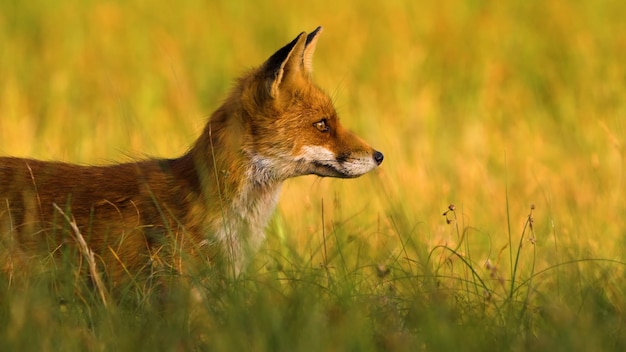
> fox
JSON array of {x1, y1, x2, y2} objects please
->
[{"x1": 0, "y1": 26, "x2": 383, "y2": 289}]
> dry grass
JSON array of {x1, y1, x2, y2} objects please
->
[{"x1": 1, "y1": 0, "x2": 626, "y2": 350}]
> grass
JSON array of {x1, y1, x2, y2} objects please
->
[{"x1": 1, "y1": 0, "x2": 626, "y2": 350}]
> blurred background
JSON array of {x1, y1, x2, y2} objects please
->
[{"x1": 1, "y1": 0, "x2": 624, "y2": 267}]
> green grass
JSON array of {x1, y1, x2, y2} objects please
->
[{"x1": 1, "y1": 0, "x2": 626, "y2": 350}]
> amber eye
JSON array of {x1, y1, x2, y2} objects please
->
[{"x1": 314, "y1": 119, "x2": 329, "y2": 132}]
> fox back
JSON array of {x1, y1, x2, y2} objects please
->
[{"x1": 0, "y1": 27, "x2": 383, "y2": 288}]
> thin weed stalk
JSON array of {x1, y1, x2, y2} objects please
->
[
  {"x1": 504, "y1": 158, "x2": 514, "y2": 299},
  {"x1": 510, "y1": 205, "x2": 537, "y2": 304},
  {"x1": 52, "y1": 203, "x2": 109, "y2": 308}
]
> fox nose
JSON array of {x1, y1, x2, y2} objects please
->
[{"x1": 373, "y1": 150, "x2": 384, "y2": 165}]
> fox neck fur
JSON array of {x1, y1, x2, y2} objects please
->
[
  {"x1": 183, "y1": 27, "x2": 331, "y2": 272},
  {"x1": 182, "y1": 32, "x2": 319, "y2": 271}
]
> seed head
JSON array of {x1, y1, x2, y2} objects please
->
[{"x1": 376, "y1": 264, "x2": 390, "y2": 278}]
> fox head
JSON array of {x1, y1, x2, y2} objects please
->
[{"x1": 237, "y1": 26, "x2": 383, "y2": 181}]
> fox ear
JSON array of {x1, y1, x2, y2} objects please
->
[
  {"x1": 303, "y1": 26, "x2": 323, "y2": 74},
  {"x1": 263, "y1": 27, "x2": 324, "y2": 99},
  {"x1": 264, "y1": 32, "x2": 307, "y2": 99}
]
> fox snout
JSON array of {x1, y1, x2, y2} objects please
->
[
  {"x1": 336, "y1": 148, "x2": 384, "y2": 178},
  {"x1": 298, "y1": 145, "x2": 383, "y2": 179}
]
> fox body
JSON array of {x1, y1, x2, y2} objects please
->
[{"x1": 0, "y1": 27, "x2": 383, "y2": 287}]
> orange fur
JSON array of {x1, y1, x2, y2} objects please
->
[{"x1": 0, "y1": 27, "x2": 383, "y2": 288}]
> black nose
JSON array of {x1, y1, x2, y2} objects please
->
[{"x1": 373, "y1": 151, "x2": 384, "y2": 165}]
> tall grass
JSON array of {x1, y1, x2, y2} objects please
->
[{"x1": 1, "y1": 0, "x2": 626, "y2": 350}]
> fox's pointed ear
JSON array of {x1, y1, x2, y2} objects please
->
[
  {"x1": 263, "y1": 31, "x2": 308, "y2": 99},
  {"x1": 303, "y1": 26, "x2": 322, "y2": 74}
]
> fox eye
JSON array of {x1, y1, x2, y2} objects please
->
[{"x1": 314, "y1": 119, "x2": 329, "y2": 132}]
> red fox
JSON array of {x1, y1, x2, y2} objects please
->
[{"x1": 0, "y1": 27, "x2": 383, "y2": 288}]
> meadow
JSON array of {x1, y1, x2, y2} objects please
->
[{"x1": 1, "y1": 0, "x2": 625, "y2": 350}]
